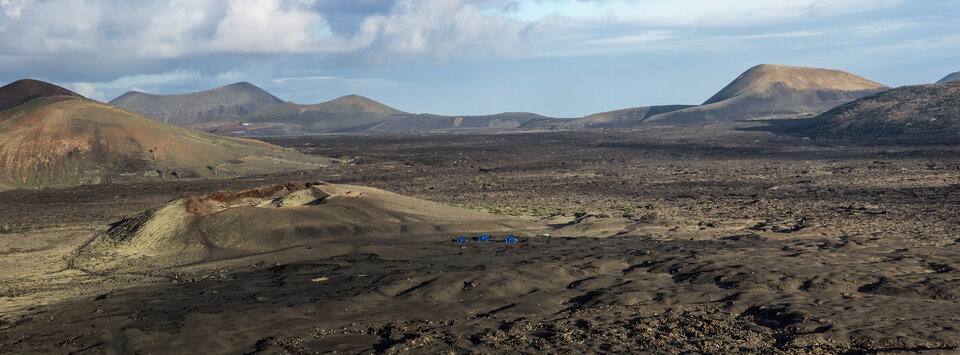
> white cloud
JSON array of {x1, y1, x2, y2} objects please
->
[
  {"x1": 864, "y1": 33, "x2": 960, "y2": 52},
  {"x1": 66, "y1": 82, "x2": 105, "y2": 101},
  {"x1": 53, "y1": 70, "x2": 205, "y2": 99},
  {"x1": 0, "y1": 0, "x2": 30, "y2": 20},
  {"x1": 807, "y1": 0, "x2": 904, "y2": 15},
  {"x1": 372, "y1": 0, "x2": 531, "y2": 59},
  {"x1": 136, "y1": 0, "x2": 217, "y2": 58},
  {"x1": 208, "y1": 0, "x2": 324, "y2": 53},
  {"x1": 270, "y1": 75, "x2": 398, "y2": 87},
  {"x1": 0, "y1": 0, "x2": 545, "y2": 61},
  {"x1": 271, "y1": 76, "x2": 337, "y2": 84},
  {"x1": 718, "y1": 31, "x2": 827, "y2": 40},
  {"x1": 584, "y1": 31, "x2": 673, "y2": 45},
  {"x1": 98, "y1": 70, "x2": 204, "y2": 90},
  {"x1": 0, "y1": 0, "x2": 925, "y2": 73},
  {"x1": 61, "y1": 70, "x2": 235, "y2": 101},
  {"x1": 505, "y1": 0, "x2": 905, "y2": 26},
  {"x1": 851, "y1": 22, "x2": 913, "y2": 35}
]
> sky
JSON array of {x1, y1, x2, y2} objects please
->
[{"x1": 0, "y1": 0, "x2": 957, "y2": 117}]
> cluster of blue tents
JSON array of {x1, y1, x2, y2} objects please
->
[{"x1": 454, "y1": 235, "x2": 517, "y2": 243}]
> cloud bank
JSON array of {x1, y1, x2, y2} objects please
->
[
  {"x1": 0, "y1": 0, "x2": 908, "y2": 62},
  {"x1": 2, "y1": 0, "x2": 950, "y2": 115}
]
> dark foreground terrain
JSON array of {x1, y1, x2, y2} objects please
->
[{"x1": 3, "y1": 122, "x2": 960, "y2": 353}]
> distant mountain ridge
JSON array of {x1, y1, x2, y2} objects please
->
[
  {"x1": 216, "y1": 94, "x2": 410, "y2": 135},
  {"x1": 104, "y1": 64, "x2": 891, "y2": 134},
  {"x1": 197, "y1": 94, "x2": 549, "y2": 136},
  {"x1": 938, "y1": 71, "x2": 960, "y2": 83},
  {"x1": 109, "y1": 82, "x2": 284, "y2": 126},
  {"x1": 642, "y1": 64, "x2": 889, "y2": 124},
  {"x1": 552, "y1": 105, "x2": 693, "y2": 130}
]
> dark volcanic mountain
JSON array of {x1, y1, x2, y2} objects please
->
[
  {"x1": 230, "y1": 94, "x2": 409, "y2": 135},
  {"x1": 937, "y1": 71, "x2": 960, "y2": 83},
  {"x1": 0, "y1": 80, "x2": 324, "y2": 191},
  {"x1": 642, "y1": 64, "x2": 889, "y2": 124},
  {"x1": 109, "y1": 82, "x2": 283, "y2": 126},
  {"x1": 553, "y1": 105, "x2": 693, "y2": 129},
  {"x1": 790, "y1": 80, "x2": 960, "y2": 142},
  {"x1": 204, "y1": 95, "x2": 548, "y2": 136},
  {"x1": 0, "y1": 79, "x2": 81, "y2": 112}
]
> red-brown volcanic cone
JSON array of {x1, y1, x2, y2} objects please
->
[{"x1": 0, "y1": 79, "x2": 81, "y2": 112}]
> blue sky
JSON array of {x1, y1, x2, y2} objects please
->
[{"x1": 0, "y1": 0, "x2": 957, "y2": 117}]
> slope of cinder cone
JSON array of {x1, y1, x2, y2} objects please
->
[
  {"x1": 790, "y1": 80, "x2": 960, "y2": 142},
  {"x1": 644, "y1": 64, "x2": 890, "y2": 124},
  {"x1": 74, "y1": 182, "x2": 544, "y2": 271},
  {"x1": 0, "y1": 79, "x2": 81, "y2": 112},
  {"x1": 109, "y1": 82, "x2": 284, "y2": 125},
  {"x1": 0, "y1": 84, "x2": 327, "y2": 191}
]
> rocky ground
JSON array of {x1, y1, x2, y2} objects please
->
[{"x1": 2, "y1": 122, "x2": 960, "y2": 353}]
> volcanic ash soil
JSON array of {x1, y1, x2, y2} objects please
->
[{"x1": 3, "y1": 126, "x2": 960, "y2": 353}]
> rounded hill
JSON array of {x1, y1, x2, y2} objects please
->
[
  {"x1": 109, "y1": 82, "x2": 284, "y2": 126},
  {"x1": 702, "y1": 64, "x2": 888, "y2": 105},
  {"x1": 0, "y1": 81, "x2": 326, "y2": 191},
  {"x1": 0, "y1": 79, "x2": 81, "y2": 112},
  {"x1": 74, "y1": 182, "x2": 542, "y2": 270},
  {"x1": 233, "y1": 94, "x2": 410, "y2": 134},
  {"x1": 643, "y1": 64, "x2": 889, "y2": 124}
]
